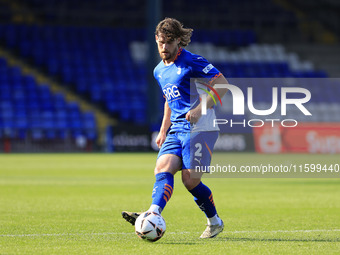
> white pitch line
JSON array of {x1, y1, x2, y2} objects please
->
[{"x1": 1, "y1": 229, "x2": 339, "y2": 238}]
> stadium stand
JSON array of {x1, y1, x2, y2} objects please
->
[
  {"x1": 0, "y1": 56, "x2": 97, "y2": 151},
  {"x1": 18, "y1": 0, "x2": 298, "y2": 34},
  {"x1": 0, "y1": 23, "x2": 328, "y2": 124},
  {"x1": 0, "y1": 24, "x2": 148, "y2": 124},
  {"x1": 286, "y1": 0, "x2": 340, "y2": 38},
  {"x1": 0, "y1": 0, "x2": 338, "y2": 152}
]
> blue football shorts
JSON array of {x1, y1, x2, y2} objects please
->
[{"x1": 157, "y1": 131, "x2": 219, "y2": 170}]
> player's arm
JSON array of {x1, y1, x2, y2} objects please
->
[
  {"x1": 205, "y1": 74, "x2": 229, "y2": 110},
  {"x1": 186, "y1": 74, "x2": 229, "y2": 123},
  {"x1": 156, "y1": 101, "x2": 171, "y2": 148}
]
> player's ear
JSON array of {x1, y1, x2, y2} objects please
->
[{"x1": 155, "y1": 35, "x2": 158, "y2": 42}]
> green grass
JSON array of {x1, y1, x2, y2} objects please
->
[{"x1": 0, "y1": 153, "x2": 339, "y2": 254}]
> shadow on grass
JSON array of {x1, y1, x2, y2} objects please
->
[
  {"x1": 160, "y1": 236, "x2": 339, "y2": 245},
  {"x1": 214, "y1": 236, "x2": 340, "y2": 243},
  {"x1": 159, "y1": 241, "x2": 199, "y2": 245}
]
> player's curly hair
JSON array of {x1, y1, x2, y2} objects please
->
[{"x1": 155, "y1": 18, "x2": 193, "y2": 47}]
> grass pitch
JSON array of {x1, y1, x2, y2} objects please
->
[{"x1": 0, "y1": 153, "x2": 339, "y2": 254}]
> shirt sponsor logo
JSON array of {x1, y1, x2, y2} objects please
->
[{"x1": 163, "y1": 84, "x2": 181, "y2": 101}]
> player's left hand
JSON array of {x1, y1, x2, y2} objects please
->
[{"x1": 185, "y1": 106, "x2": 202, "y2": 124}]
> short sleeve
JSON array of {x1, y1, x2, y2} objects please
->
[{"x1": 190, "y1": 54, "x2": 221, "y2": 79}]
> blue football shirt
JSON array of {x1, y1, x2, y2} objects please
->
[{"x1": 154, "y1": 48, "x2": 221, "y2": 132}]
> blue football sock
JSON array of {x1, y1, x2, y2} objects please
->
[
  {"x1": 151, "y1": 172, "x2": 174, "y2": 212},
  {"x1": 189, "y1": 182, "x2": 217, "y2": 218}
]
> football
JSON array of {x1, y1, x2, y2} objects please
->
[{"x1": 135, "y1": 211, "x2": 166, "y2": 242}]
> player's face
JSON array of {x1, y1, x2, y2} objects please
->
[{"x1": 156, "y1": 34, "x2": 180, "y2": 63}]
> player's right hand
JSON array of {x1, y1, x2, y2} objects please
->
[{"x1": 156, "y1": 132, "x2": 167, "y2": 148}]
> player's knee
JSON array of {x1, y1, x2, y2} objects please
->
[
  {"x1": 182, "y1": 176, "x2": 200, "y2": 191},
  {"x1": 154, "y1": 167, "x2": 175, "y2": 176},
  {"x1": 154, "y1": 167, "x2": 162, "y2": 175}
]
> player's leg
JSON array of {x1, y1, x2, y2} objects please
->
[
  {"x1": 181, "y1": 131, "x2": 223, "y2": 238},
  {"x1": 148, "y1": 153, "x2": 181, "y2": 214},
  {"x1": 182, "y1": 170, "x2": 219, "y2": 221},
  {"x1": 182, "y1": 169, "x2": 223, "y2": 238},
  {"x1": 122, "y1": 133, "x2": 182, "y2": 225},
  {"x1": 122, "y1": 154, "x2": 181, "y2": 224}
]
